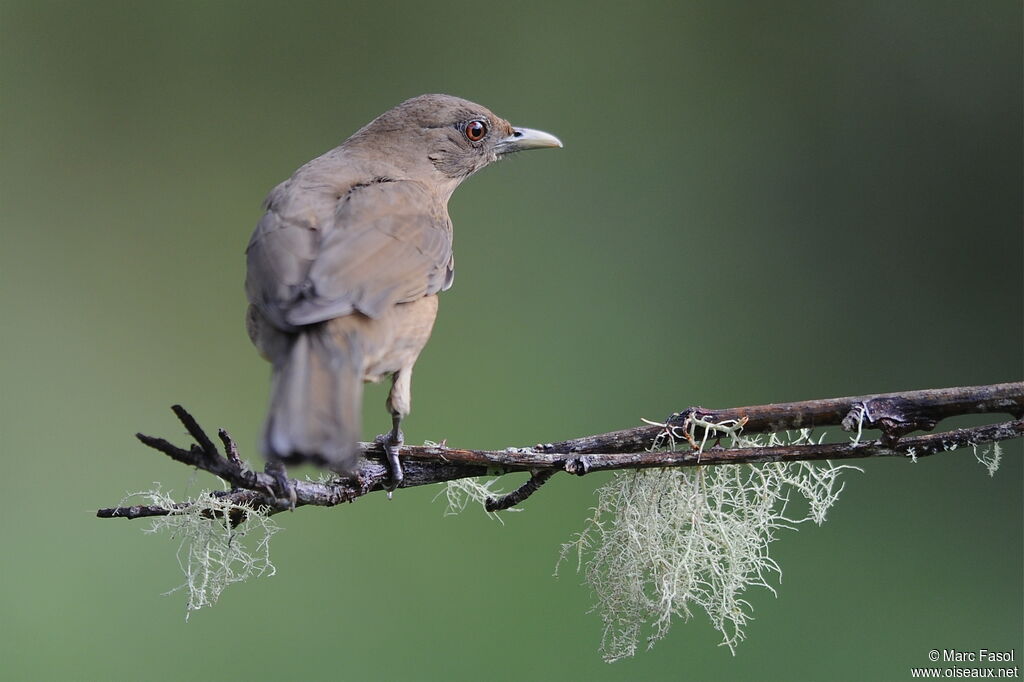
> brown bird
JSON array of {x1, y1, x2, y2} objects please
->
[{"x1": 245, "y1": 94, "x2": 561, "y2": 491}]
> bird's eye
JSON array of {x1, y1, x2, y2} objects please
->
[{"x1": 464, "y1": 120, "x2": 487, "y2": 142}]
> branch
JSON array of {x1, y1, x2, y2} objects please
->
[
  {"x1": 485, "y1": 470, "x2": 557, "y2": 512},
  {"x1": 563, "y1": 419, "x2": 1024, "y2": 473},
  {"x1": 97, "y1": 382, "x2": 1023, "y2": 520},
  {"x1": 539, "y1": 382, "x2": 1024, "y2": 454}
]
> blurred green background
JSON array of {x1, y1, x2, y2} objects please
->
[{"x1": 1, "y1": 1, "x2": 1020, "y2": 680}]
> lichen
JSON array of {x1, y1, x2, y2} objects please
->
[
  {"x1": 437, "y1": 476, "x2": 519, "y2": 522},
  {"x1": 124, "y1": 486, "x2": 280, "y2": 617},
  {"x1": 972, "y1": 441, "x2": 1002, "y2": 477},
  {"x1": 558, "y1": 429, "x2": 860, "y2": 662}
]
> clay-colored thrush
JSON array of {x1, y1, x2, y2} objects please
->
[{"x1": 245, "y1": 94, "x2": 561, "y2": 488}]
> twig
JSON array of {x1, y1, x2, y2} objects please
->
[
  {"x1": 97, "y1": 502, "x2": 192, "y2": 520},
  {"x1": 219, "y1": 428, "x2": 241, "y2": 467},
  {"x1": 563, "y1": 419, "x2": 1024, "y2": 473},
  {"x1": 485, "y1": 469, "x2": 557, "y2": 512},
  {"x1": 538, "y1": 382, "x2": 1024, "y2": 455},
  {"x1": 97, "y1": 489, "x2": 263, "y2": 523},
  {"x1": 172, "y1": 403, "x2": 220, "y2": 463},
  {"x1": 97, "y1": 382, "x2": 1023, "y2": 521}
]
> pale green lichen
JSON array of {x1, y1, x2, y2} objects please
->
[
  {"x1": 848, "y1": 404, "x2": 868, "y2": 446},
  {"x1": 430, "y1": 435, "x2": 519, "y2": 522},
  {"x1": 125, "y1": 486, "x2": 280, "y2": 617},
  {"x1": 558, "y1": 428, "x2": 860, "y2": 663},
  {"x1": 437, "y1": 476, "x2": 519, "y2": 522},
  {"x1": 972, "y1": 442, "x2": 1002, "y2": 477},
  {"x1": 642, "y1": 414, "x2": 749, "y2": 455}
]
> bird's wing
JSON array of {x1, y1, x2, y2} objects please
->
[
  {"x1": 247, "y1": 179, "x2": 453, "y2": 329},
  {"x1": 245, "y1": 179, "x2": 321, "y2": 331}
]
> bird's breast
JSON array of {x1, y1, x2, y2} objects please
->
[{"x1": 324, "y1": 294, "x2": 440, "y2": 383}]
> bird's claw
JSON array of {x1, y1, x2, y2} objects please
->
[
  {"x1": 374, "y1": 428, "x2": 404, "y2": 496},
  {"x1": 264, "y1": 460, "x2": 297, "y2": 510}
]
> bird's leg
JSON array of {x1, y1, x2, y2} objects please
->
[
  {"x1": 375, "y1": 415, "x2": 404, "y2": 497},
  {"x1": 264, "y1": 459, "x2": 297, "y2": 510},
  {"x1": 376, "y1": 368, "x2": 413, "y2": 497}
]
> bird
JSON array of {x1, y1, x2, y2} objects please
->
[{"x1": 244, "y1": 94, "x2": 562, "y2": 493}]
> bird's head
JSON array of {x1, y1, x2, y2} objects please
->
[{"x1": 346, "y1": 94, "x2": 562, "y2": 187}]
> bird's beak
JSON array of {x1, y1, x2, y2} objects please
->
[{"x1": 495, "y1": 127, "x2": 563, "y2": 155}]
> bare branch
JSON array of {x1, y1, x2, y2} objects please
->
[
  {"x1": 97, "y1": 489, "x2": 264, "y2": 523},
  {"x1": 97, "y1": 382, "x2": 1023, "y2": 520},
  {"x1": 539, "y1": 382, "x2": 1024, "y2": 455},
  {"x1": 563, "y1": 419, "x2": 1024, "y2": 474},
  {"x1": 485, "y1": 469, "x2": 557, "y2": 512}
]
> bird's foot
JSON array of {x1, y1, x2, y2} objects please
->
[
  {"x1": 374, "y1": 428, "x2": 405, "y2": 498},
  {"x1": 264, "y1": 459, "x2": 297, "y2": 510}
]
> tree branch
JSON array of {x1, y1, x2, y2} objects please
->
[{"x1": 97, "y1": 382, "x2": 1023, "y2": 520}]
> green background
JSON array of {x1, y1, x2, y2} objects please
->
[{"x1": 1, "y1": 1, "x2": 1020, "y2": 680}]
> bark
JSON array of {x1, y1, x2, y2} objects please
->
[{"x1": 96, "y1": 382, "x2": 1023, "y2": 519}]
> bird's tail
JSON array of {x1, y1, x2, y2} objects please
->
[{"x1": 262, "y1": 324, "x2": 362, "y2": 472}]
